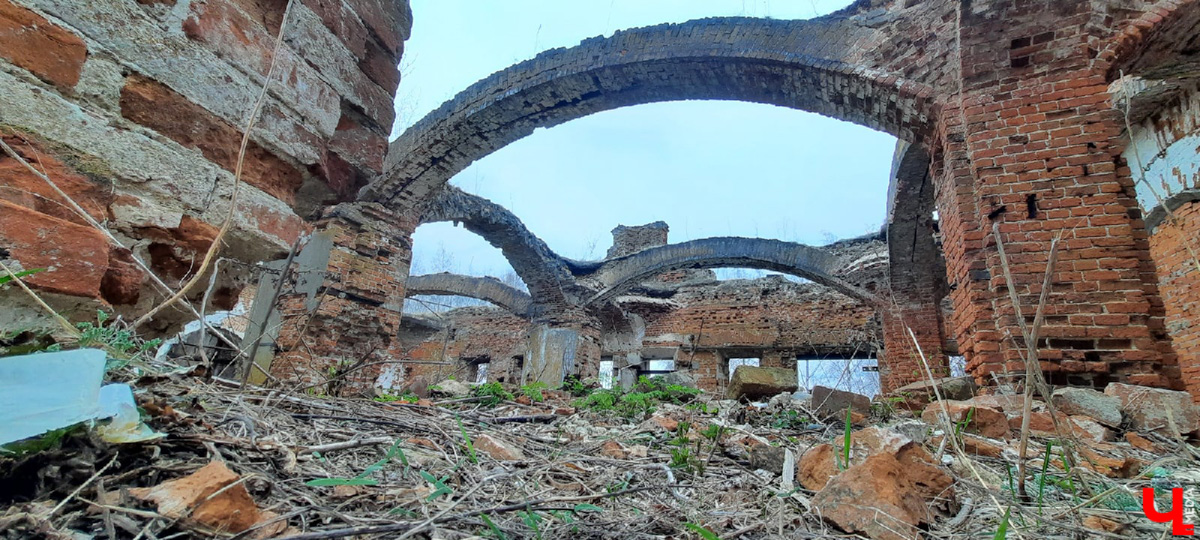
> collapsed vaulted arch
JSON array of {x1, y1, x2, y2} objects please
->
[
  {"x1": 886, "y1": 142, "x2": 945, "y2": 300},
  {"x1": 365, "y1": 15, "x2": 937, "y2": 207},
  {"x1": 572, "y1": 237, "x2": 883, "y2": 306},
  {"x1": 405, "y1": 273, "x2": 534, "y2": 317},
  {"x1": 420, "y1": 187, "x2": 575, "y2": 311}
]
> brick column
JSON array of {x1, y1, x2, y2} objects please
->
[
  {"x1": 937, "y1": 1, "x2": 1175, "y2": 388},
  {"x1": 881, "y1": 302, "x2": 949, "y2": 392},
  {"x1": 250, "y1": 203, "x2": 415, "y2": 396}
]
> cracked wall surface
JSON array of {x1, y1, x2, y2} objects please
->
[{"x1": 0, "y1": 0, "x2": 412, "y2": 335}]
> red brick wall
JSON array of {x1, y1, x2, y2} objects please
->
[
  {"x1": 1152, "y1": 203, "x2": 1200, "y2": 397},
  {"x1": 400, "y1": 308, "x2": 530, "y2": 384},
  {"x1": 638, "y1": 279, "x2": 879, "y2": 394},
  {"x1": 933, "y1": 1, "x2": 1177, "y2": 389},
  {"x1": 0, "y1": 0, "x2": 410, "y2": 334}
]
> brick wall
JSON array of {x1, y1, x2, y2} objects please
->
[
  {"x1": 931, "y1": 1, "x2": 1178, "y2": 389},
  {"x1": 1152, "y1": 202, "x2": 1200, "y2": 398},
  {"x1": 0, "y1": 0, "x2": 410, "y2": 334},
  {"x1": 637, "y1": 277, "x2": 879, "y2": 394},
  {"x1": 608, "y1": 222, "x2": 669, "y2": 258},
  {"x1": 399, "y1": 307, "x2": 530, "y2": 384}
]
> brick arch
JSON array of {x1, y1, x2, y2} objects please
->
[
  {"x1": 574, "y1": 237, "x2": 883, "y2": 306},
  {"x1": 364, "y1": 16, "x2": 937, "y2": 207},
  {"x1": 419, "y1": 186, "x2": 576, "y2": 311},
  {"x1": 405, "y1": 273, "x2": 534, "y2": 317},
  {"x1": 1100, "y1": 0, "x2": 1200, "y2": 81}
]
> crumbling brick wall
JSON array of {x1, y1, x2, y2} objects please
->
[
  {"x1": 0, "y1": 0, "x2": 411, "y2": 334},
  {"x1": 636, "y1": 277, "x2": 879, "y2": 394},
  {"x1": 399, "y1": 307, "x2": 530, "y2": 384},
  {"x1": 1130, "y1": 81, "x2": 1200, "y2": 398}
]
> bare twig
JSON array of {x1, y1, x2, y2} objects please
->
[
  {"x1": 993, "y1": 223, "x2": 1061, "y2": 499},
  {"x1": 134, "y1": 0, "x2": 298, "y2": 328}
]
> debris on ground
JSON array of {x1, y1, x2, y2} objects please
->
[{"x1": 3, "y1": 359, "x2": 1200, "y2": 539}]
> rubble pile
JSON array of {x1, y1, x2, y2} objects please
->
[{"x1": 2, "y1": 365, "x2": 1200, "y2": 539}]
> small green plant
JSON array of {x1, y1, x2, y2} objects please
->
[
  {"x1": 684, "y1": 522, "x2": 721, "y2": 540},
  {"x1": 870, "y1": 395, "x2": 905, "y2": 421},
  {"x1": 420, "y1": 470, "x2": 454, "y2": 501},
  {"x1": 700, "y1": 423, "x2": 725, "y2": 441},
  {"x1": 473, "y1": 381, "x2": 514, "y2": 406},
  {"x1": 305, "y1": 438, "x2": 409, "y2": 486},
  {"x1": 520, "y1": 510, "x2": 544, "y2": 540},
  {"x1": 993, "y1": 507, "x2": 1011, "y2": 539},
  {"x1": 458, "y1": 415, "x2": 477, "y2": 464},
  {"x1": 836, "y1": 406, "x2": 852, "y2": 471},
  {"x1": 953, "y1": 406, "x2": 976, "y2": 442},
  {"x1": 75, "y1": 310, "x2": 162, "y2": 372},
  {"x1": 0, "y1": 267, "x2": 43, "y2": 287},
  {"x1": 480, "y1": 514, "x2": 508, "y2": 539},
  {"x1": 769, "y1": 409, "x2": 811, "y2": 429},
  {"x1": 374, "y1": 390, "x2": 419, "y2": 403},
  {"x1": 1036, "y1": 440, "x2": 1053, "y2": 513},
  {"x1": 521, "y1": 381, "x2": 548, "y2": 403},
  {"x1": 574, "y1": 376, "x2": 701, "y2": 419},
  {"x1": 561, "y1": 375, "x2": 591, "y2": 397}
]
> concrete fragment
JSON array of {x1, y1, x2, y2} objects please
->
[
  {"x1": 473, "y1": 434, "x2": 524, "y2": 461},
  {"x1": 432, "y1": 379, "x2": 472, "y2": 398},
  {"x1": 796, "y1": 426, "x2": 913, "y2": 491},
  {"x1": 129, "y1": 461, "x2": 287, "y2": 537},
  {"x1": 811, "y1": 386, "x2": 871, "y2": 419},
  {"x1": 1105, "y1": 383, "x2": 1200, "y2": 436},
  {"x1": 812, "y1": 442, "x2": 955, "y2": 540},
  {"x1": 892, "y1": 376, "x2": 976, "y2": 409},
  {"x1": 727, "y1": 366, "x2": 797, "y2": 400},
  {"x1": 599, "y1": 440, "x2": 626, "y2": 459},
  {"x1": 1052, "y1": 387, "x2": 1123, "y2": 428}
]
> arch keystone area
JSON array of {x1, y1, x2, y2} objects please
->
[
  {"x1": 365, "y1": 16, "x2": 937, "y2": 207},
  {"x1": 575, "y1": 237, "x2": 883, "y2": 306}
]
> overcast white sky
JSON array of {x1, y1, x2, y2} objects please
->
[{"x1": 397, "y1": 0, "x2": 896, "y2": 278}]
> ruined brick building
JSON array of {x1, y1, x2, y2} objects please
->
[
  {"x1": 2, "y1": 1, "x2": 1200, "y2": 399},
  {"x1": 397, "y1": 221, "x2": 889, "y2": 396}
]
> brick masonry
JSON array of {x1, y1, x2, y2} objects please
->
[
  {"x1": 375, "y1": 0, "x2": 1200, "y2": 394},
  {"x1": 0, "y1": 0, "x2": 411, "y2": 334}
]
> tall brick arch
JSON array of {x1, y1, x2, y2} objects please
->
[
  {"x1": 363, "y1": 15, "x2": 939, "y2": 208},
  {"x1": 574, "y1": 237, "x2": 882, "y2": 306},
  {"x1": 404, "y1": 273, "x2": 534, "y2": 317},
  {"x1": 419, "y1": 187, "x2": 576, "y2": 313},
  {"x1": 1100, "y1": 0, "x2": 1200, "y2": 81}
]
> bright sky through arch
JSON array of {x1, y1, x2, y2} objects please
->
[{"x1": 398, "y1": 0, "x2": 896, "y2": 279}]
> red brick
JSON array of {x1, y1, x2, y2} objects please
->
[
  {"x1": 0, "y1": 0, "x2": 86, "y2": 88},
  {"x1": 119, "y1": 75, "x2": 304, "y2": 205}
]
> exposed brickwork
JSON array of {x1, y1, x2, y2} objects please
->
[
  {"x1": 608, "y1": 222, "x2": 669, "y2": 258},
  {"x1": 0, "y1": 0, "x2": 410, "y2": 334},
  {"x1": 270, "y1": 204, "x2": 415, "y2": 395},
  {"x1": 1152, "y1": 202, "x2": 1200, "y2": 398},
  {"x1": 639, "y1": 278, "x2": 878, "y2": 394},
  {"x1": 932, "y1": 1, "x2": 1181, "y2": 389},
  {"x1": 372, "y1": 0, "x2": 1197, "y2": 395},
  {"x1": 0, "y1": 0, "x2": 86, "y2": 89},
  {"x1": 119, "y1": 75, "x2": 306, "y2": 205}
]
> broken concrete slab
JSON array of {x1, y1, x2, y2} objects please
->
[
  {"x1": 811, "y1": 386, "x2": 871, "y2": 419},
  {"x1": 1105, "y1": 383, "x2": 1200, "y2": 437},
  {"x1": 727, "y1": 366, "x2": 797, "y2": 400},
  {"x1": 1052, "y1": 387, "x2": 1122, "y2": 428}
]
